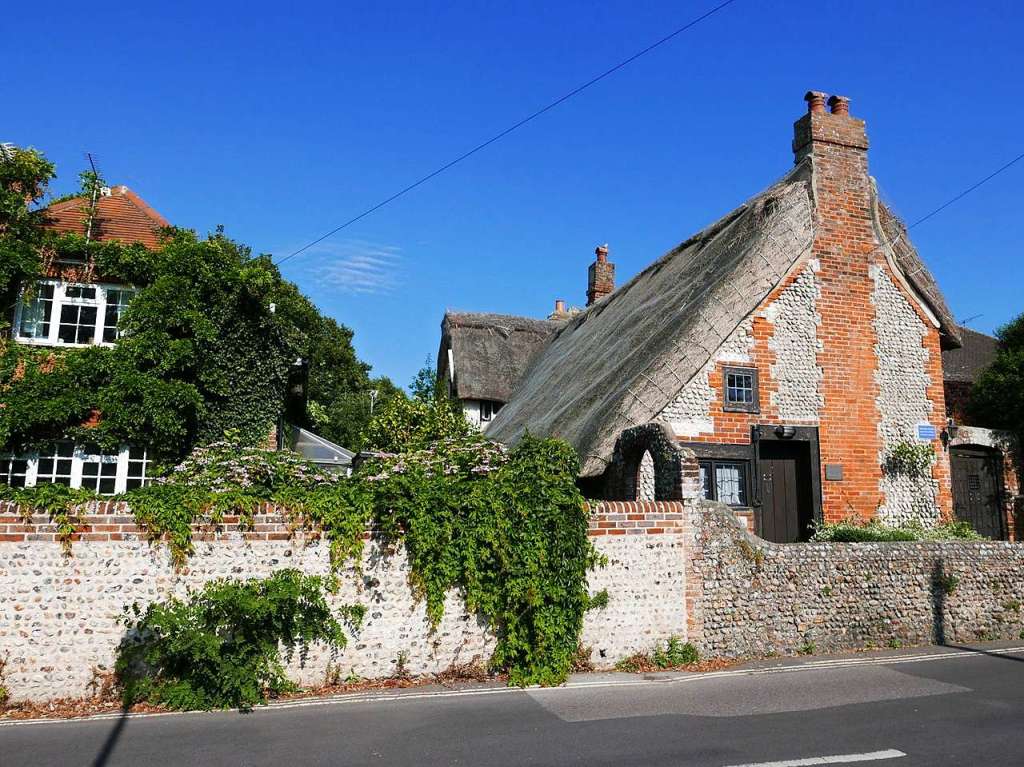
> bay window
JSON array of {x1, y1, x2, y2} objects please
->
[{"x1": 15, "y1": 280, "x2": 136, "y2": 347}]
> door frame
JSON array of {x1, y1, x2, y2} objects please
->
[
  {"x1": 950, "y1": 444, "x2": 1007, "y2": 540},
  {"x1": 752, "y1": 425, "x2": 823, "y2": 530}
]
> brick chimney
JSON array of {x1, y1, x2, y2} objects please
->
[
  {"x1": 792, "y1": 90, "x2": 868, "y2": 165},
  {"x1": 586, "y1": 244, "x2": 615, "y2": 306},
  {"x1": 790, "y1": 90, "x2": 951, "y2": 524}
]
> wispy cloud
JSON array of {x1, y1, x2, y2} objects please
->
[{"x1": 299, "y1": 239, "x2": 403, "y2": 295}]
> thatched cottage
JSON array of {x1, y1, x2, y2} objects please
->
[{"x1": 438, "y1": 92, "x2": 1019, "y2": 542}]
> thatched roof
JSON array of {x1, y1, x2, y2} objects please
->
[
  {"x1": 438, "y1": 312, "x2": 564, "y2": 403},
  {"x1": 488, "y1": 161, "x2": 816, "y2": 476},
  {"x1": 942, "y1": 327, "x2": 998, "y2": 383},
  {"x1": 485, "y1": 156, "x2": 961, "y2": 477}
]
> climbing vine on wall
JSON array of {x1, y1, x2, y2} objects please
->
[{"x1": 0, "y1": 433, "x2": 599, "y2": 688}]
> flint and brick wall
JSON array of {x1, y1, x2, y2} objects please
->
[
  {"x1": 696, "y1": 500, "x2": 1024, "y2": 656},
  {"x1": 5, "y1": 496, "x2": 1024, "y2": 704},
  {"x1": 0, "y1": 501, "x2": 690, "y2": 702}
]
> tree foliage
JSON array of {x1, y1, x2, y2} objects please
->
[
  {"x1": 970, "y1": 313, "x2": 1024, "y2": 438},
  {"x1": 0, "y1": 148, "x2": 394, "y2": 457}
]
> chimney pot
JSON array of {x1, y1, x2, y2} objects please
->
[
  {"x1": 827, "y1": 95, "x2": 850, "y2": 116},
  {"x1": 804, "y1": 91, "x2": 827, "y2": 114},
  {"x1": 554, "y1": 299, "x2": 565, "y2": 314},
  {"x1": 595, "y1": 243, "x2": 609, "y2": 262}
]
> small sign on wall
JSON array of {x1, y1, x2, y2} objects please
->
[{"x1": 916, "y1": 423, "x2": 937, "y2": 443}]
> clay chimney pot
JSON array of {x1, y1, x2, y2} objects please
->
[
  {"x1": 804, "y1": 91, "x2": 827, "y2": 114},
  {"x1": 827, "y1": 95, "x2": 850, "y2": 116}
]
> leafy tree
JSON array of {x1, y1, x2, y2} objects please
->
[
  {"x1": 314, "y1": 375, "x2": 405, "y2": 451},
  {"x1": 970, "y1": 314, "x2": 1024, "y2": 438},
  {"x1": 409, "y1": 355, "x2": 442, "y2": 402},
  {"x1": 1, "y1": 148, "x2": 398, "y2": 458},
  {"x1": 0, "y1": 146, "x2": 54, "y2": 311},
  {"x1": 362, "y1": 391, "x2": 471, "y2": 453}
]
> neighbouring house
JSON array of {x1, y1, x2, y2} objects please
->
[
  {"x1": 1, "y1": 183, "x2": 352, "y2": 491},
  {"x1": 440, "y1": 91, "x2": 1020, "y2": 542},
  {"x1": 1, "y1": 185, "x2": 170, "y2": 494},
  {"x1": 941, "y1": 328, "x2": 1020, "y2": 539},
  {"x1": 437, "y1": 312, "x2": 566, "y2": 430}
]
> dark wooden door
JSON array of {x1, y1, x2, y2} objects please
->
[
  {"x1": 951, "y1": 447, "x2": 1004, "y2": 539},
  {"x1": 758, "y1": 441, "x2": 814, "y2": 543}
]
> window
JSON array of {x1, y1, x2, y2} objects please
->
[
  {"x1": 35, "y1": 442, "x2": 75, "y2": 487},
  {"x1": 0, "y1": 457, "x2": 29, "y2": 488},
  {"x1": 14, "y1": 280, "x2": 136, "y2": 348},
  {"x1": 80, "y1": 445, "x2": 119, "y2": 495},
  {"x1": 479, "y1": 400, "x2": 502, "y2": 423},
  {"x1": 103, "y1": 289, "x2": 134, "y2": 343},
  {"x1": 0, "y1": 444, "x2": 152, "y2": 495},
  {"x1": 699, "y1": 459, "x2": 750, "y2": 507},
  {"x1": 125, "y1": 445, "x2": 152, "y2": 490},
  {"x1": 17, "y1": 284, "x2": 54, "y2": 340},
  {"x1": 723, "y1": 366, "x2": 759, "y2": 413}
]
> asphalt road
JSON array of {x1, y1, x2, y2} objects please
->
[{"x1": 4, "y1": 643, "x2": 1024, "y2": 767}]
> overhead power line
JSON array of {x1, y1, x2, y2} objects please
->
[
  {"x1": 907, "y1": 150, "x2": 1024, "y2": 230},
  {"x1": 274, "y1": 0, "x2": 740, "y2": 266}
]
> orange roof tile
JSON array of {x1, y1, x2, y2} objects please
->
[{"x1": 42, "y1": 185, "x2": 170, "y2": 249}]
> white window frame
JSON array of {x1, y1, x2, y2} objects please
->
[
  {"x1": 13, "y1": 279, "x2": 136, "y2": 349},
  {"x1": 0, "y1": 443, "x2": 152, "y2": 495},
  {"x1": 479, "y1": 400, "x2": 496, "y2": 423}
]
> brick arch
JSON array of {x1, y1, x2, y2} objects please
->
[{"x1": 606, "y1": 423, "x2": 699, "y2": 501}]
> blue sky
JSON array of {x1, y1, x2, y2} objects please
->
[{"x1": 7, "y1": 0, "x2": 1022, "y2": 388}]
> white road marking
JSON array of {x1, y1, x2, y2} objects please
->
[
  {"x1": 722, "y1": 749, "x2": 906, "y2": 766},
  {"x1": 2, "y1": 646, "x2": 1022, "y2": 728}
]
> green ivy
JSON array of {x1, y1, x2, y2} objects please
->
[
  {"x1": 115, "y1": 569, "x2": 364, "y2": 710},
  {"x1": 6, "y1": 432, "x2": 599, "y2": 688},
  {"x1": 884, "y1": 441, "x2": 935, "y2": 479}
]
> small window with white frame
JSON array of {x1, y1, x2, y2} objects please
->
[
  {"x1": 15, "y1": 280, "x2": 136, "y2": 348},
  {"x1": 479, "y1": 400, "x2": 502, "y2": 423},
  {"x1": 0, "y1": 443, "x2": 153, "y2": 495}
]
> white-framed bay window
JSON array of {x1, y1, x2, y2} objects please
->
[
  {"x1": 14, "y1": 280, "x2": 136, "y2": 347},
  {"x1": 0, "y1": 442, "x2": 152, "y2": 495}
]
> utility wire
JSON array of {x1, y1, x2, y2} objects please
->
[
  {"x1": 907, "y1": 150, "x2": 1024, "y2": 230},
  {"x1": 273, "y1": 0, "x2": 740, "y2": 266}
]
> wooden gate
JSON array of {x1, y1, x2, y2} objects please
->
[
  {"x1": 758, "y1": 440, "x2": 815, "y2": 543},
  {"x1": 951, "y1": 446, "x2": 1005, "y2": 540}
]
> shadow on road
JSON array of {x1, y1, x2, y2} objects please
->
[
  {"x1": 945, "y1": 645, "x2": 1024, "y2": 664},
  {"x1": 90, "y1": 709, "x2": 129, "y2": 767}
]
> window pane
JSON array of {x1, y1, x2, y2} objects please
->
[
  {"x1": 0, "y1": 457, "x2": 29, "y2": 488},
  {"x1": 18, "y1": 284, "x2": 54, "y2": 340},
  {"x1": 102, "y1": 289, "x2": 135, "y2": 343},
  {"x1": 726, "y1": 372, "x2": 754, "y2": 404},
  {"x1": 715, "y1": 463, "x2": 748, "y2": 506},
  {"x1": 58, "y1": 304, "x2": 99, "y2": 344},
  {"x1": 65, "y1": 286, "x2": 96, "y2": 300},
  {"x1": 699, "y1": 462, "x2": 713, "y2": 500},
  {"x1": 35, "y1": 443, "x2": 75, "y2": 487}
]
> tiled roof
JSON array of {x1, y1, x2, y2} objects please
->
[
  {"x1": 942, "y1": 327, "x2": 999, "y2": 383},
  {"x1": 41, "y1": 186, "x2": 169, "y2": 249}
]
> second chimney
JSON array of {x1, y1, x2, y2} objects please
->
[{"x1": 587, "y1": 244, "x2": 615, "y2": 306}]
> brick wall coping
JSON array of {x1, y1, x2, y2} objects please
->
[{"x1": 0, "y1": 500, "x2": 689, "y2": 544}]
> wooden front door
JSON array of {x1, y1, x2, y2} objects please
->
[
  {"x1": 758, "y1": 441, "x2": 815, "y2": 543},
  {"x1": 951, "y1": 447, "x2": 1004, "y2": 540}
]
